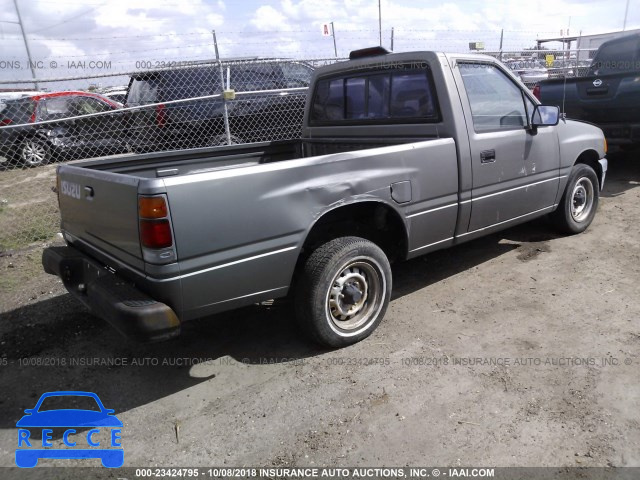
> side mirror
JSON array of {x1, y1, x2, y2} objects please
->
[{"x1": 531, "y1": 105, "x2": 560, "y2": 127}]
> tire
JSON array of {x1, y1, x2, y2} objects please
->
[
  {"x1": 19, "y1": 137, "x2": 51, "y2": 167},
  {"x1": 551, "y1": 163, "x2": 599, "y2": 234},
  {"x1": 294, "y1": 236, "x2": 392, "y2": 348}
]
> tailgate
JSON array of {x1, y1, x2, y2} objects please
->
[
  {"x1": 572, "y1": 74, "x2": 640, "y2": 124},
  {"x1": 57, "y1": 164, "x2": 144, "y2": 269},
  {"x1": 543, "y1": 74, "x2": 640, "y2": 125}
]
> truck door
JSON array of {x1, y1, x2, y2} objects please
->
[{"x1": 454, "y1": 61, "x2": 560, "y2": 233}]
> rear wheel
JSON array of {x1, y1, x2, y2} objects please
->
[
  {"x1": 294, "y1": 236, "x2": 392, "y2": 348},
  {"x1": 551, "y1": 163, "x2": 599, "y2": 234},
  {"x1": 19, "y1": 138, "x2": 51, "y2": 167}
]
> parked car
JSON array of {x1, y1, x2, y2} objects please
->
[
  {"x1": 0, "y1": 91, "x2": 125, "y2": 167},
  {"x1": 43, "y1": 47, "x2": 606, "y2": 347},
  {"x1": 536, "y1": 33, "x2": 640, "y2": 147},
  {"x1": 505, "y1": 60, "x2": 549, "y2": 85},
  {"x1": 123, "y1": 60, "x2": 314, "y2": 152}
]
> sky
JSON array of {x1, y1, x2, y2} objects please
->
[{"x1": 0, "y1": 0, "x2": 638, "y2": 88}]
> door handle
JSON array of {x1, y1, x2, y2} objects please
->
[
  {"x1": 480, "y1": 149, "x2": 496, "y2": 164},
  {"x1": 586, "y1": 87, "x2": 608, "y2": 95}
]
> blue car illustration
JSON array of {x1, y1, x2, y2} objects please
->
[{"x1": 16, "y1": 391, "x2": 123, "y2": 468}]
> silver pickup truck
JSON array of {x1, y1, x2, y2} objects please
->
[{"x1": 43, "y1": 48, "x2": 608, "y2": 347}]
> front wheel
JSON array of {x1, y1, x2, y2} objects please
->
[
  {"x1": 551, "y1": 163, "x2": 599, "y2": 234},
  {"x1": 294, "y1": 237, "x2": 392, "y2": 348}
]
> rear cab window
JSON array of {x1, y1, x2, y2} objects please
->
[{"x1": 310, "y1": 65, "x2": 440, "y2": 124}]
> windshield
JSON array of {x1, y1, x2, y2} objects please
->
[{"x1": 38, "y1": 395, "x2": 101, "y2": 412}]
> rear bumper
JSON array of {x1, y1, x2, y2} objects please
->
[
  {"x1": 599, "y1": 123, "x2": 640, "y2": 145},
  {"x1": 42, "y1": 245, "x2": 181, "y2": 342}
]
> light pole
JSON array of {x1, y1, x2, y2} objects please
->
[
  {"x1": 623, "y1": 0, "x2": 630, "y2": 30},
  {"x1": 10, "y1": 0, "x2": 38, "y2": 89},
  {"x1": 378, "y1": 0, "x2": 382, "y2": 46}
]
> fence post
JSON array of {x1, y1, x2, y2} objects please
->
[{"x1": 212, "y1": 29, "x2": 233, "y2": 146}]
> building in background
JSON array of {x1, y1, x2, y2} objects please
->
[{"x1": 537, "y1": 28, "x2": 640, "y2": 61}]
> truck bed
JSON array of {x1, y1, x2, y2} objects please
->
[
  {"x1": 56, "y1": 134, "x2": 457, "y2": 322},
  {"x1": 71, "y1": 136, "x2": 441, "y2": 178}
]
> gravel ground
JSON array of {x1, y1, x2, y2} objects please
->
[{"x1": 0, "y1": 150, "x2": 638, "y2": 476}]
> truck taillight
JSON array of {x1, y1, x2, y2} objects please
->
[
  {"x1": 156, "y1": 103, "x2": 166, "y2": 128},
  {"x1": 140, "y1": 220, "x2": 173, "y2": 249},
  {"x1": 0, "y1": 118, "x2": 12, "y2": 126},
  {"x1": 533, "y1": 85, "x2": 541, "y2": 100},
  {"x1": 139, "y1": 195, "x2": 173, "y2": 249},
  {"x1": 139, "y1": 196, "x2": 167, "y2": 218}
]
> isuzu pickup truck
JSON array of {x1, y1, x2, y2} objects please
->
[{"x1": 43, "y1": 47, "x2": 608, "y2": 347}]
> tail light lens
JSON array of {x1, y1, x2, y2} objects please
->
[
  {"x1": 139, "y1": 196, "x2": 168, "y2": 218},
  {"x1": 0, "y1": 118, "x2": 12, "y2": 126},
  {"x1": 139, "y1": 195, "x2": 173, "y2": 249},
  {"x1": 533, "y1": 85, "x2": 541, "y2": 100},
  {"x1": 140, "y1": 220, "x2": 173, "y2": 249},
  {"x1": 156, "y1": 103, "x2": 166, "y2": 128}
]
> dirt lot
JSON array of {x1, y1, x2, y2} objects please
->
[{"x1": 0, "y1": 150, "x2": 639, "y2": 474}]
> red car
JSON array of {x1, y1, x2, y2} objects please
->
[{"x1": 0, "y1": 91, "x2": 125, "y2": 167}]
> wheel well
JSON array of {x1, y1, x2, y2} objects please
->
[
  {"x1": 300, "y1": 202, "x2": 408, "y2": 265},
  {"x1": 575, "y1": 150, "x2": 602, "y2": 186}
]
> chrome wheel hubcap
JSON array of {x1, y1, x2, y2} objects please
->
[
  {"x1": 571, "y1": 177, "x2": 594, "y2": 222},
  {"x1": 326, "y1": 260, "x2": 383, "y2": 332}
]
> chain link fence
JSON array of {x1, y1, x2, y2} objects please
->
[
  {"x1": 485, "y1": 49, "x2": 596, "y2": 90},
  {"x1": 0, "y1": 58, "x2": 339, "y2": 252},
  {"x1": 0, "y1": 50, "x2": 594, "y2": 253}
]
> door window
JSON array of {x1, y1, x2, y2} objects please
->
[
  {"x1": 41, "y1": 97, "x2": 72, "y2": 119},
  {"x1": 458, "y1": 63, "x2": 528, "y2": 132},
  {"x1": 72, "y1": 97, "x2": 113, "y2": 115}
]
